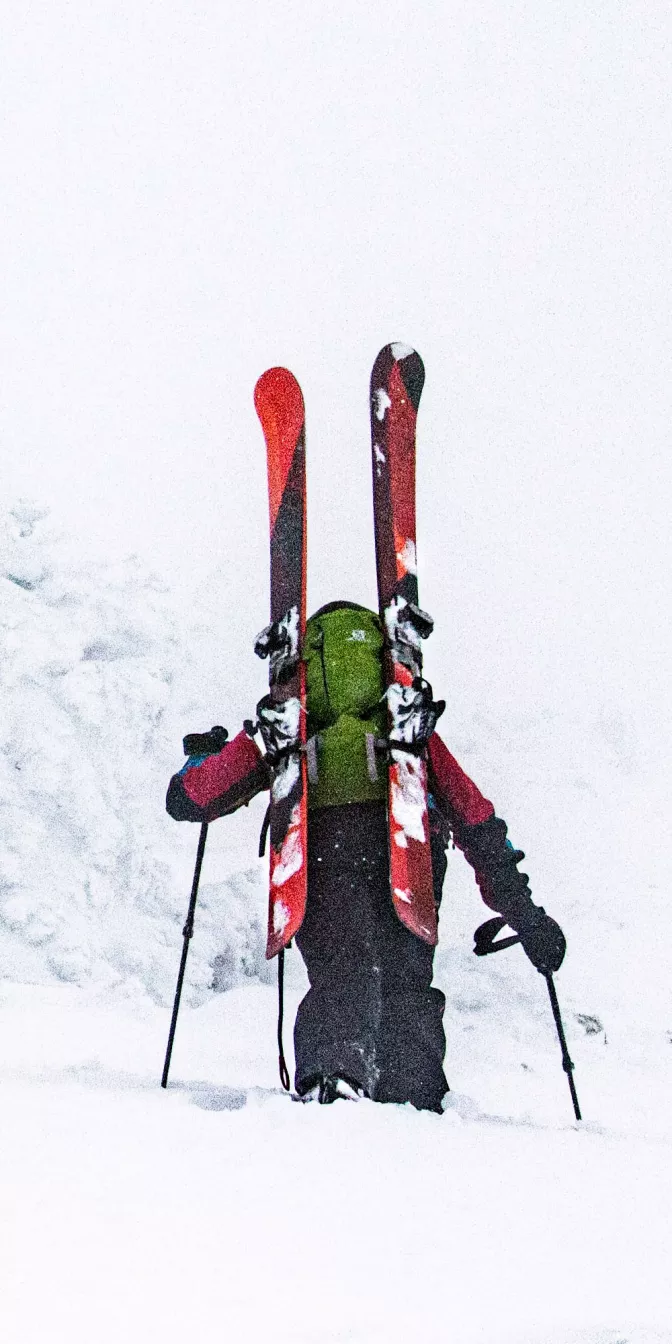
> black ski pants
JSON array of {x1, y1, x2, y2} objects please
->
[{"x1": 294, "y1": 801, "x2": 448, "y2": 1113}]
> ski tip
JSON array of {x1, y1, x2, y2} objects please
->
[
  {"x1": 254, "y1": 366, "x2": 305, "y2": 421},
  {"x1": 254, "y1": 367, "x2": 306, "y2": 525},
  {"x1": 371, "y1": 344, "x2": 425, "y2": 412}
]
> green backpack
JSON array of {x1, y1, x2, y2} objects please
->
[{"x1": 303, "y1": 601, "x2": 388, "y2": 809}]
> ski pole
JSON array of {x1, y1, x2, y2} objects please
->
[
  {"x1": 161, "y1": 821, "x2": 209, "y2": 1089},
  {"x1": 543, "y1": 969, "x2": 581, "y2": 1121},
  {"x1": 473, "y1": 915, "x2": 582, "y2": 1121}
]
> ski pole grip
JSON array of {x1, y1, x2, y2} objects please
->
[{"x1": 473, "y1": 916, "x2": 522, "y2": 957}]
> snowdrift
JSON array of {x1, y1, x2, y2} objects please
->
[{"x1": 0, "y1": 503, "x2": 271, "y2": 1005}]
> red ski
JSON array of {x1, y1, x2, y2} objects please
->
[
  {"x1": 370, "y1": 343, "x2": 438, "y2": 946},
  {"x1": 254, "y1": 368, "x2": 308, "y2": 959}
]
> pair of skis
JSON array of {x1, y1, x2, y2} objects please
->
[{"x1": 254, "y1": 344, "x2": 438, "y2": 960}]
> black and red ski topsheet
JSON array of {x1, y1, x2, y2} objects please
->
[
  {"x1": 370, "y1": 343, "x2": 438, "y2": 946},
  {"x1": 254, "y1": 368, "x2": 308, "y2": 958},
  {"x1": 254, "y1": 347, "x2": 436, "y2": 954}
]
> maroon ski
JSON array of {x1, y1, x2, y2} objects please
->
[
  {"x1": 253, "y1": 368, "x2": 308, "y2": 959},
  {"x1": 370, "y1": 343, "x2": 438, "y2": 946}
]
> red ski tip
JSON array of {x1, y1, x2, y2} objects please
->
[
  {"x1": 254, "y1": 367, "x2": 306, "y2": 530},
  {"x1": 254, "y1": 367, "x2": 304, "y2": 428}
]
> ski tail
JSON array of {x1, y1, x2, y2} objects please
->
[
  {"x1": 371, "y1": 342, "x2": 425, "y2": 616},
  {"x1": 370, "y1": 343, "x2": 437, "y2": 946}
]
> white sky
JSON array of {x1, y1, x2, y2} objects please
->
[{"x1": 1, "y1": 2, "x2": 670, "y2": 747}]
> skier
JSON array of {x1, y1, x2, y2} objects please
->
[{"x1": 166, "y1": 598, "x2": 566, "y2": 1114}]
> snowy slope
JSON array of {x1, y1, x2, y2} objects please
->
[
  {"x1": 1, "y1": 3, "x2": 672, "y2": 1342},
  {"x1": 1, "y1": 502, "x2": 670, "y2": 1343},
  {"x1": 2, "y1": 504, "x2": 669, "y2": 1116}
]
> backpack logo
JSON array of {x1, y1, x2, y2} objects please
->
[{"x1": 348, "y1": 630, "x2": 368, "y2": 643}]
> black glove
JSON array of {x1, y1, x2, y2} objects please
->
[
  {"x1": 182, "y1": 725, "x2": 229, "y2": 757},
  {"x1": 507, "y1": 904, "x2": 566, "y2": 974},
  {"x1": 457, "y1": 815, "x2": 566, "y2": 974}
]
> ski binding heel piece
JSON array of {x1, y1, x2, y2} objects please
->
[
  {"x1": 254, "y1": 606, "x2": 301, "y2": 683},
  {"x1": 386, "y1": 679, "x2": 445, "y2": 750},
  {"x1": 384, "y1": 596, "x2": 434, "y2": 674},
  {"x1": 256, "y1": 695, "x2": 301, "y2": 765}
]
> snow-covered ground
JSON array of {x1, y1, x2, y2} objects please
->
[
  {"x1": 2, "y1": 982, "x2": 671, "y2": 1344},
  {"x1": 2, "y1": 4, "x2": 672, "y2": 1342},
  {"x1": 1, "y1": 507, "x2": 670, "y2": 1343}
]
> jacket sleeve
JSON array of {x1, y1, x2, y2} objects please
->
[
  {"x1": 166, "y1": 729, "x2": 271, "y2": 824},
  {"x1": 426, "y1": 732, "x2": 530, "y2": 913},
  {"x1": 426, "y1": 732, "x2": 495, "y2": 827}
]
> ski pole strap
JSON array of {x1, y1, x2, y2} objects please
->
[
  {"x1": 277, "y1": 948, "x2": 291, "y2": 1092},
  {"x1": 473, "y1": 915, "x2": 522, "y2": 956},
  {"x1": 258, "y1": 805, "x2": 271, "y2": 858},
  {"x1": 544, "y1": 972, "x2": 582, "y2": 1121}
]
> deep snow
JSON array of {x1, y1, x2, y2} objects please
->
[
  {"x1": 1, "y1": 500, "x2": 670, "y2": 1344},
  {"x1": 2, "y1": 984, "x2": 672, "y2": 1344}
]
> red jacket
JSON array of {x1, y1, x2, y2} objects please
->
[{"x1": 166, "y1": 728, "x2": 519, "y2": 929}]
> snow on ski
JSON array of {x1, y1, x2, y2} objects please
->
[
  {"x1": 370, "y1": 343, "x2": 438, "y2": 945},
  {"x1": 254, "y1": 367, "x2": 308, "y2": 958}
]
